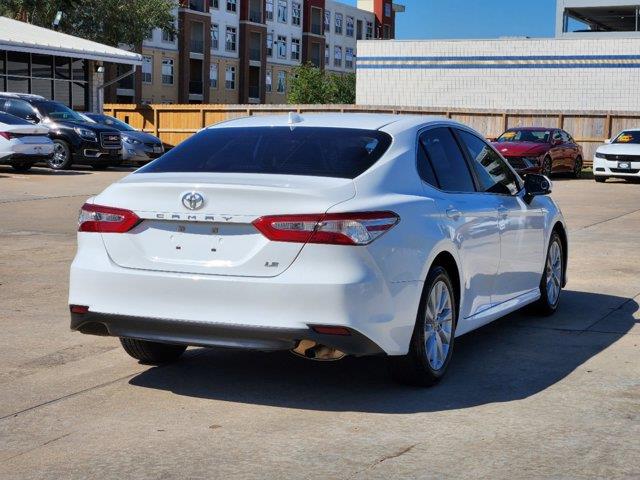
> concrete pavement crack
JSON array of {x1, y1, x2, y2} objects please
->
[
  {"x1": 346, "y1": 443, "x2": 419, "y2": 479},
  {"x1": 571, "y1": 207, "x2": 640, "y2": 232}
]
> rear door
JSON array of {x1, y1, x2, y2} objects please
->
[
  {"x1": 455, "y1": 128, "x2": 545, "y2": 304},
  {"x1": 418, "y1": 127, "x2": 501, "y2": 319}
]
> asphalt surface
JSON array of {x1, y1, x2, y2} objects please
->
[{"x1": 0, "y1": 166, "x2": 638, "y2": 480}]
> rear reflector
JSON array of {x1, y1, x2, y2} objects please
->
[
  {"x1": 78, "y1": 203, "x2": 140, "y2": 233},
  {"x1": 70, "y1": 305, "x2": 89, "y2": 314},
  {"x1": 311, "y1": 326, "x2": 352, "y2": 336},
  {"x1": 252, "y1": 211, "x2": 399, "y2": 245}
]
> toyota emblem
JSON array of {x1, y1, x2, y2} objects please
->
[{"x1": 181, "y1": 192, "x2": 205, "y2": 210}]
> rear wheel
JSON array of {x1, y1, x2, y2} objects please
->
[
  {"x1": 48, "y1": 140, "x2": 72, "y2": 170},
  {"x1": 389, "y1": 266, "x2": 457, "y2": 387},
  {"x1": 572, "y1": 156, "x2": 583, "y2": 178},
  {"x1": 535, "y1": 232, "x2": 564, "y2": 316},
  {"x1": 11, "y1": 163, "x2": 32, "y2": 172},
  {"x1": 594, "y1": 176, "x2": 607, "y2": 183},
  {"x1": 120, "y1": 337, "x2": 186, "y2": 364}
]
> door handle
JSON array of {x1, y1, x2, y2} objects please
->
[{"x1": 446, "y1": 208, "x2": 462, "y2": 220}]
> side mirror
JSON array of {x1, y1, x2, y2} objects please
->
[
  {"x1": 552, "y1": 138, "x2": 562, "y2": 146},
  {"x1": 26, "y1": 113, "x2": 40, "y2": 123},
  {"x1": 524, "y1": 173, "x2": 552, "y2": 204},
  {"x1": 604, "y1": 138, "x2": 612, "y2": 144}
]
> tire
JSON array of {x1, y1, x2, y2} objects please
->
[
  {"x1": 48, "y1": 140, "x2": 73, "y2": 170},
  {"x1": 120, "y1": 337, "x2": 186, "y2": 364},
  {"x1": 594, "y1": 176, "x2": 607, "y2": 183},
  {"x1": 535, "y1": 232, "x2": 564, "y2": 316},
  {"x1": 571, "y1": 156, "x2": 583, "y2": 179},
  {"x1": 11, "y1": 163, "x2": 32, "y2": 172},
  {"x1": 389, "y1": 266, "x2": 458, "y2": 387},
  {"x1": 542, "y1": 156, "x2": 553, "y2": 177}
]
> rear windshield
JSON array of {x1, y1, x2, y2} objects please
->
[
  {"x1": 496, "y1": 129, "x2": 551, "y2": 143},
  {"x1": 137, "y1": 126, "x2": 392, "y2": 179},
  {"x1": 0, "y1": 112, "x2": 31, "y2": 125}
]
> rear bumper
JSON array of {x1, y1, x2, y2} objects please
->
[
  {"x1": 1, "y1": 153, "x2": 53, "y2": 165},
  {"x1": 69, "y1": 234, "x2": 423, "y2": 356},
  {"x1": 70, "y1": 311, "x2": 384, "y2": 356}
]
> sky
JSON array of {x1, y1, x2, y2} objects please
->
[{"x1": 341, "y1": 0, "x2": 558, "y2": 39}]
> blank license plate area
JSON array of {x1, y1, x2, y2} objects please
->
[{"x1": 138, "y1": 220, "x2": 264, "y2": 266}]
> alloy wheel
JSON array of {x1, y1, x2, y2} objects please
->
[
  {"x1": 50, "y1": 143, "x2": 68, "y2": 168},
  {"x1": 546, "y1": 240, "x2": 562, "y2": 306},
  {"x1": 424, "y1": 280, "x2": 453, "y2": 370},
  {"x1": 542, "y1": 157, "x2": 552, "y2": 177}
]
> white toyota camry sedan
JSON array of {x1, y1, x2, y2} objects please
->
[
  {"x1": 593, "y1": 129, "x2": 640, "y2": 183},
  {"x1": 69, "y1": 114, "x2": 567, "y2": 386}
]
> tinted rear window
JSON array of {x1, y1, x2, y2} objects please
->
[
  {"x1": 138, "y1": 127, "x2": 392, "y2": 179},
  {"x1": 0, "y1": 112, "x2": 31, "y2": 125}
]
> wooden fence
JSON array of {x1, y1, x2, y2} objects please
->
[{"x1": 103, "y1": 104, "x2": 640, "y2": 166}]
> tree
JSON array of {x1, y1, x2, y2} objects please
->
[
  {"x1": 288, "y1": 63, "x2": 356, "y2": 105},
  {"x1": 0, "y1": 0, "x2": 175, "y2": 49}
]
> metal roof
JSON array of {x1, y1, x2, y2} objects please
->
[{"x1": 0, "y1": 16, "x2": 142, "y2": 65}]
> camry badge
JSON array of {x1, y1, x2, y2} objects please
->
[{"x1": 182, "y1": 192, "x2": 205, "y2": 210}]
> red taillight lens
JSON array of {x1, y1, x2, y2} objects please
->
[
  {"x1": 78, "y1": 203, "x2": 140, "y2": 233},
  {"x1": 0, "y1": 132, "x2": 13, "y2": 140},
  {"x1": 311, "y1": 326, "x2": 352, "y2": 336},
  {"x1": 70, "y1": 305, "x2": 89, "y2": 314},
  {"x1": 252, "y1": 211, "x2": 399, "y2": 246}
]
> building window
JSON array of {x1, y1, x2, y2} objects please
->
[
  {"x1": 277, "y1": 71, "x2": 286, "y2": 93},
  {"x1": 311, "y1": 41, "x2": 321, "y2": 67},
  {"x1": 226, "y1": 0, "x2": 237, "y2": 13},
  {"x1": 334, "y1": 46, "x2": 342, "y2": 67},
  {"x1": 162, "y1": 58, "x2": 174, "y2": 84},
  {"x1": 384, "y1": 3, "x2": 391, "y2": 17},
  {"x1": 225, "y1": 65, "x2": 236, "y2": 89},
  {"x1": 277, "y1": 0, "x2": 287, "y2": 23},
  {"x1": 209, "y1": 63, "x2": 218, "y2": 88},
  {"x1": 266, "y1": 33, "x2": 273, "y2": 57},
  {"x1": 211, "y1": 24, "x2": 219, "y2": 49},
  {"x1": 292, "y1": 2, "x2": 301, "y2": 26},
  {"x1": 277, "y1": 35, "x2": 287, "y2": 59},
  {"x1": 310, "y1": 7, "x2": 322, "y2": 35},
  {"x1": 266, "y1": 69, "x2": 272, "y2": 93},
  {"x1": 226, "y1": 26, "x2": 237, "y2": 51},
  {"x1": 345, "y1": 48, "x2": 354, "y2": 69},
  {"x1": 142, "y1": 55, "x2": 153, "y2": 83},
  {"x1": 383, "y1": 25, "x2": 391, "y2": 39},
  {"x1": 366, "y1": 21, "x2": 373, "y2": 39},
  {"x1": 346, "y1": 16, "x2": 354, "y2": 37},
  {"x1": 335, "y1": 13, "x2": 343, "y2": 34},
  {"x1": 162, "y1": 28, "x2": 175, "y2": 42},
  {"x1": 324, "y1": 10, "x2": 331, "y2": 33},
  {"x1": 266, "y1": 0, "x2": 274, "y2": 20},
  {"x1": 291, "y1": 38, "x2": 300, "y2": 60},
  {"x1": 210, "y1": 0, "x2": 219, "y2": 9},
  {"x1": 325, "y1": 44, "x2": 330, "y2": 65}
]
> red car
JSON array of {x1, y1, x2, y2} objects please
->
[{"x1": 492, "y1": 127, "x2": 583, "y2": 178}]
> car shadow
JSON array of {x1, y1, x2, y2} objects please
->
[{"x1": 129, "y1": 290, "x2": 636, "y2": 413}]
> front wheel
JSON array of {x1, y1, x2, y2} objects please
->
[
  {"x1": 48, "y1": 140, "x2": 72, "y2": 170},
  {"x1": 572, "y1": 156, "x2": 583, "y2": 178},
  {"x1": 542, "y1": 156, "x2": 553, "y2": 177},
  {"x1": 594, "y1": 176, "x2": 607, "y2": 183},
  {"x1": 120, "y1": 337, "x2": 186, "y2": 364},
  {"x1": 389, "y1": 266, "x2": 457, "y2": 387},
  {"x1": 535, "y1": 232, "x2": 564, "y2": 315}
]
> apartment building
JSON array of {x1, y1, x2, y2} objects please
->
[{"x1": 106, "y1": 0, "x2": 403, "y2": 105}]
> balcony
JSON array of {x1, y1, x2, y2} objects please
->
[
  {"x1": 249, "y1": 32, "x2": 261, "y2": 62},
  {"x1": 249, "y1": 0, "x2": 262, "y2": 23},
  {"x1": 189, "y1": 80, "x2": 203, "y2": 94},
  {"x1": 188, "y1": 0, "x2": 205, "y2": 12},
  {"x1": 190, "y1": 39, "x2": 204, "y2": 53}
]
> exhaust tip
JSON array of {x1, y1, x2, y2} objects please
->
[{"x1": 291, "y1": 339, "x2": 346, "y2": 361}]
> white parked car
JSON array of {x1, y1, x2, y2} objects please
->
[
  {"x1": 594, "y1": 129, "x2": 640, "y2": 182},
  {"x1": 69, "y1": 114, "x2": 567, "y2": 386},
  {"x1": 0, "y1": 112, "x2": 53, "y2": 171}
]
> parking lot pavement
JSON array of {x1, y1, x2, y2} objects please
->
[{"x1": 0, "y1": 166, "x2": 638, "y2": 479}]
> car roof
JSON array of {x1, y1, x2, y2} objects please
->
[
  {"x1": 208, "y1": 112, "x2": 452, "y2": 132},
  {"x1": 0, "y1": 92, "x2": 45, "y2": 102}
]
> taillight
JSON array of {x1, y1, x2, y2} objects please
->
[
  {"x1": 0, "y1": 132, "x2": 14, "y2": 140},
  {"x1": 78, "y1": 203, "x2": 140, "y2": 233},
  {"x1": 252, "y1": 211, "x2": 399, "y2": 245}
]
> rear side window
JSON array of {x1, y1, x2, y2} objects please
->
[
  {"x1": 3, "y1": 99, "x2": 36, "y2": 120},
  {"x1": 138, "y1": 127, "x2": 392, "y2": 179},
  {"x1": 419, "y1": 128, "x2": 475, "y2": 193},
  {"x1": 0, "y1": 112, "x2": 31, "y2": 125}
]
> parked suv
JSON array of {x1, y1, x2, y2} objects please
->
[{"x1": 0, "y1": 93, "x2": 123, "y2": 170}]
